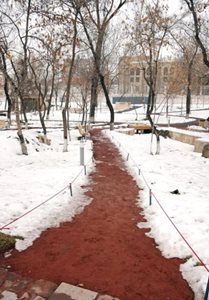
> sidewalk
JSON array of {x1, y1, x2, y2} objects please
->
[
  {"x1": 0, "y1": 269, "x2": 119, "y2": 299},
  {"x1": 0, "y1": 129, "x2": 194, "y2": 299}
]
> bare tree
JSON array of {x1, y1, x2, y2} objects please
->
[
  {"x1": 27, "y1": 52, "x2": 51, "y2": 142},
  {"x1": 183, "y1": 0, "x2": 209, "y2": 68},
  {"x1": 75, "y1": 0, "x2": 127, "y2": 130},
  {"x1": 170, "y1": 25, "x2": 198, "y2": 117},
  {"x1": 131, "y1": 0, "x2": 171, "y2": 154},
  {"x1": 72, "y1": 56, "x2": 92, "y2": 125},
  {"x1": 33, "y1": 0, "x2": 80, "y2": 151},
  {"x1": 0, "y1": 46, "x2": 12, "y2": 125},
  {"x1": 62, "y1": 10, "x2": 78, "y2": 151},
  {"x1": 0, "y1": 1, "x2": 30, "y2": 155}
]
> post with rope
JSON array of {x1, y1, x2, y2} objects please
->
[
  {"x1": 80, "y1": 138, "x2": 85, "y2": 166},
  {"x1": 205, "y1": 275, "x2": 209, "y2": 300},
  {"x1": 149, "y1": 189, "x2": 152, "y2": 206},
  {"x1": 69, "y1": 183, "x2": 73, "y2": 196}
]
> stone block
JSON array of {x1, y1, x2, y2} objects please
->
[
  {"x1": 194, "y1": 138, "x2": 209, "y2": 153},
  {"x1": 49, "y1": 282, "x2": 98, "y2": 300},
  {"x1": 115, "y1": 128, "x2": 135, "y2": 135},
  {"x1": 27, "y1": 279, "x2": 58, "y2": 298},
  {"x1": 0, "y1": 291, "x2": 17, "y2": 299},
  {"x1": 202, "y1": 143, "x2": 209, "y2": 158},
  {"x1": 169, "y1": 131, "x2": 197, "y2": 145},
  {"x1": 19, "y1": 292, "x2": 30, "y2": 299},
  {"x1": 1, "y1": 271, "x2": 31, "y2": 294},
  {"x1": 97, "y1": 295, "x2": 120, "y2": 300}
]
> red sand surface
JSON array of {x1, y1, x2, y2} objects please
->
[{"x1": 0, "y1": 129, "x2": 194, "y2": 299}]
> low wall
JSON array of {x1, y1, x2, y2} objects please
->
[
  {"x1": 115, "y1": 128, "x2": 135, "y2": 135},
  {"x1": 194, "y1": 138, "x2": 209, "y2": 153},
  {"x1": 0, "y1": 120, "x2": 6, "y2": 128},
  {"x1": 169, "y1": 130, "x2": 197, "y2": 145},
  {"x1": 169, "y1": 128, "x2": 209, "y2": 153}
]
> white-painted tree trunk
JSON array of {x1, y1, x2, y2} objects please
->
[
  {"x1": 110, "y1": 122, "x2": 114, "y2": 131},
  {"x1": 63, "y1": 138, "x2": 68, "y2": 152},
  {"x1": 15, "y1": 97, "x2": 28, "y2": 155}
]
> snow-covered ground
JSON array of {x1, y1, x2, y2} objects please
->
[
  {"x1": 0, "y1": 117, "x2": 94, "y2": 251},
  {"x1": 1, "y1": 99, "x2": 209, "y2": 299}
]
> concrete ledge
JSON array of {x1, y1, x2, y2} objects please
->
[
  {"x1": 169, "y1": 130, "x2": 197, "y2": 145},
  {"x1": 194, "y1": 138, "x2": 209, "y2": 153},
  {"x1": 115, "y1": 128, "x2": 135, "y2": 135},
  {"x1": 0, "y1": 120, "x2": 7, "y2": 129},
  {"x1": 169, "y1": 128, "x2": 209, "y2": 153}
]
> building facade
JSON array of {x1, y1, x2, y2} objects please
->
[{"x1": 117, "y1": 55, "x2": 209, "y2": 98}]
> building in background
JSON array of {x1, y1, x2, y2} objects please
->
[{"x1": 117, "y1": 55, "x2": 209, "y2": 100}]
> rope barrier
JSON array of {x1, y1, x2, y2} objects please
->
[
  {"x1": 0, "y1": 153, "x2": 94, "y2": 232},
  {"x1": 71, "y1": 167, "x2": 85, "y2": 184},
  {"x1": 69, "y1": 155, "x2": 94, "y2": 195},
  {"x1": 0, "y1": 185, "x2": 68, "y2": 231},
  {"x1": 151, "y1": 191, "x2": 209, "y2": 273},
  {"x1": 110, "y1": 132, "x2": 209, "y2": 274}
]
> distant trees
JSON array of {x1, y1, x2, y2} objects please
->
[
  {"x1": 170, "y1": 23, "x2": 199, "y2": 117},
  {"x1": 72, "y1": 56, "x2": 93, "y2": 125},
  {"x1": 0, "y1": 0, "x2": 32, "y2": 155},
  {"x1": 2, "y1": 0, "x2": 209, "y2": 157},
  {"x1": 131, "y1": 0, "x2": 172, "y2": 154}
]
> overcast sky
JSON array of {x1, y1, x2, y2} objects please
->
[{"x1": 167, "y1": 0, "x2": 181, "y2": 14}]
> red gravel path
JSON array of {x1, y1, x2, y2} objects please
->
[{"x1": 0, "y1": 129, "x2": 193, "y2": 299}]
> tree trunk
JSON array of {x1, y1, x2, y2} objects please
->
[
  {"x1": 38, "y1": 91, "x2": 47, "y2": 142},
  {"x1": 46, "y1": 65, "x2": 55, "y2": 120},
  {"x1": 89, "y1": 102, "x2": 96, "y2": 123},
  {"x1": 1, "y1": 54, "x2": 12, "y2": 127},
  {"x1": 4, "y1": 78, "x2": 12, "y2": 128},
  {"x1": 62, "y1": 11, "x2": 78, "y2": 151},
  {"x1": 89, "y1": 72, "x2": 99, "y2": 123},
  {"x1": 62, "y1": 108, "x2": 68, "y2": 152},
  {"x1": 15, "y1": 96, "x2": 28, "y2": 155},
  {"x1": 146, "y1": 87, "x2": 160, "y2": 154},
  {"x1": 20, "y1": 97, "x2": 28, "y2": 128},
  {"x1": 186, "y1": 84, "x2": 191, "y2": 117},
  {"x1": 186, "y1": 50, "x2": 197, "y2": 118},
  {"x1": 99, "y1": 73, "x2": 114, "y2": 130}
]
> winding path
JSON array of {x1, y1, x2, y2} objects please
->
[{"x1": 0, "y1": 129, "x2": 193, "y2": 299}]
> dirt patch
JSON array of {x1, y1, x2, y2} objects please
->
[{"x1": 0, "y1": 129, "x2": 193, "y2": 299}]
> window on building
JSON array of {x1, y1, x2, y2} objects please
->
[
  {"x1": 135, "y1": 85, "x2": 140, "y2": 93},
  {"x1": 130, "y1": 69, "x2": 135, "y2": 76},
  {"x1": 128, "y1": 68, "x2": 141, "y2": 94},
  {"x1": 163, "y1": 67, "x2": 168, "y2": 76}
]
